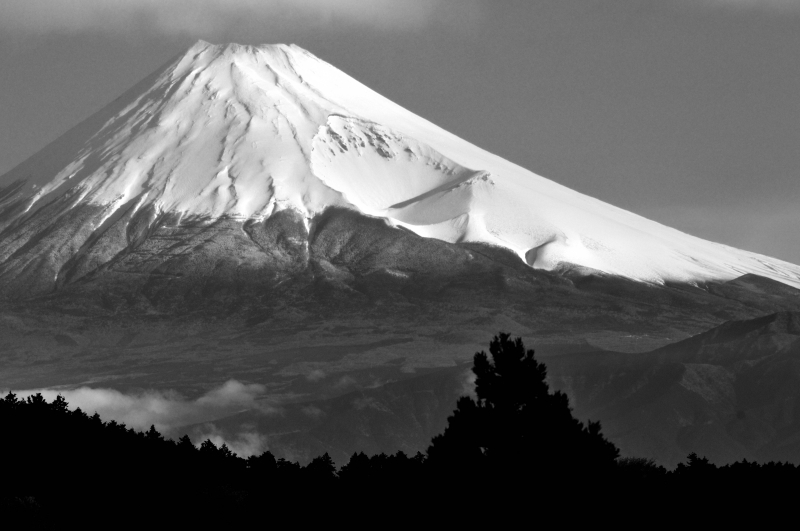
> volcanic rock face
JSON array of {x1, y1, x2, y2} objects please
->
[{"x1": 2, "y1": 40, "x2": 800, "y2": 303}]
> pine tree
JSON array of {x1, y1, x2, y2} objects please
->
[
  {"x1": 428, "y1": 333, "x2": 619, "y2": 481},
  {"x1": 305, "y1": 452, "x2": 337, "y2": 483}
]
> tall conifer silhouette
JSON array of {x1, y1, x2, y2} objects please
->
[{"x1": 428, "y1": 333, "x2": 619, "y2": 480}]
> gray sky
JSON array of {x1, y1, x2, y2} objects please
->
[{"x1": 1, "y1": 0, "x2": 798, "y2": 263}]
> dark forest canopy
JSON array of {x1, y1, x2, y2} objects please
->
[{"x1": 3, "y1": 333, "x2": 798, "y2": 522}]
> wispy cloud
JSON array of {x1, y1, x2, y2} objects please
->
[
  {"x1": 305, "y1": 369, "x2": 327, "y2": 382},
  {"x1": 301, "y1": 405, "x2": 325, "y2": 418},
  {"x1": 353, "y1": 396, "x2": 389, "y2": 411},
  {"x1": 1, "y1": 0, "x2": 483, "y2": 37},
  {"x1": 11, "y1": 380, "x2": 278, "y2": 434},
  {"x1": 333, "y1": 375, "x2": 357, "y2": 389}
]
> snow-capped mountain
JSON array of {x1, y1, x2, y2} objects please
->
[{"x1": 1, "y1": 40, "x2": 799, "y2": 297}]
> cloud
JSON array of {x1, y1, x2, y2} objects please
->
[
  {"x1": 301, "y1": 405, "x2": 325, "y2": 418},
  {"x1": 193, "y1": 424, "x2": 269, "y2": 457},
  {"x1": 352, "y1": 396, "x2": 388, "y2": 411},
  {"x1": 460, "y1": 368, "x2": 477, "y2": 399},
  {"x1": 365, "y1": 378, "x2": 388, "y2": 389},
  {"x1": 11, "y1": 379, "x2": 277, "y2": 434},
  {"x1": 1, "y1": 0, "x2": 483, "y2": 37},
  {"x1": 333, "y1": 375, "x2": 357, "y2": 389},
  {"x1": 306, "y1": 369, "x2": 327, "y2": 382}
]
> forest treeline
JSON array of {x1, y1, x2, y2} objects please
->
[{"x1": 2, "y1": 334, "x2": 797, "y2": 521}]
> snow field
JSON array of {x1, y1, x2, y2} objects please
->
[{"x1": 1, "y1": 41, "x2": 799, "y2": 289}]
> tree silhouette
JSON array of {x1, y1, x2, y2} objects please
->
[
  {"x1": 247, "y1": 449, "x2": 277, "y2": 475},
  {"x1": 428, "y1": 333, "x2": 619, "y2": 481},
  {"x1": 339, "y1": 452, "x2": 372, "y2": 485},
  {"x1": 5, "y1": 362, "x2": 800, "y2": 520},
  {"x1": 305, "y1": 452, "x2": 337, "y2": 484}
]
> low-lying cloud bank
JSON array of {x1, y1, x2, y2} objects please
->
[
  {"x1": 10, "y1": 380, "x2": 276, "y2": 436},
  {"x1": 193, "y1": 424, "x2": 269, "y2": 458},
  {"x1": 3, "y1": 0, "x2": 483, "y2": 37}
]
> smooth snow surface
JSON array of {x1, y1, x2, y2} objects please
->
[{"x1": 2, "y1": 41, "x2": 799, "y2": 288}]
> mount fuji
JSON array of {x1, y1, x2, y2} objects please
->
[
  {"x1": 3, "y1": 42, "x2": 800, "y2": 463},
  {"x1": 2, "y1": 41, "x2": 799, "y2": 296}
]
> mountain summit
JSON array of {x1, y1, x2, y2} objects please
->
[{"x1": 1, "y1": 40, "x2": 799, "y2": 298}]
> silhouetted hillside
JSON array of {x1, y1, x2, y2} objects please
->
[{"x1": 4, "y1": 334, "x2": 800, "y2": 522}]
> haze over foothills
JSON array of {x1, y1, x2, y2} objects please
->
[{"x1": 2, "y1": 1, "x2": 800, "y2": 265}]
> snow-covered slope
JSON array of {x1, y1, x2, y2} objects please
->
[{"x1": 2, "y1": 40, "x2": 799, "y2": 289}]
